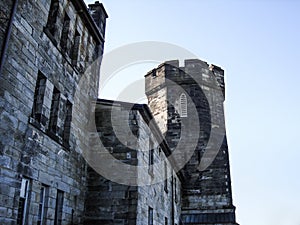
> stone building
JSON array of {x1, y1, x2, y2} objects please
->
[
  {"x1": 0, "y1": 0, "x2": 107, "y2": 224},
  {"x1": 145, "y1": 60, "x2": 238, "y2": 225},
  {"x1": 0, "y1": 0, "x2": 238, "y2": 225},
  {"x1": 84, "y1": 99, "x2": 182, "y2": 225}
]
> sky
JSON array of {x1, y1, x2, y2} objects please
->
[{"x1": 85, "y1": 1, "x2": 300, "y2": 225}]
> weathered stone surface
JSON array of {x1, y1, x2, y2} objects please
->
[
  {"x1": 0, "y1": 0, "x2": 107, "y2": 224},
  {"x1": 145, "y1": 59, "x2": 238, "y2": 224},
  {"x1": 84, "y1": 100, "x2": 181, "y2": 225},
  {"x1": 0, "y1": 0, "x2": 238, "y2": 224}
]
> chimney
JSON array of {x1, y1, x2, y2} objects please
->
[{"x1": 88, "y1": 1, "x2": 108, "y2": 38}]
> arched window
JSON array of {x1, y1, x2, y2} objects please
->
[{"x1": 179, "y1": 93, "x2": 187, "y2": 117}]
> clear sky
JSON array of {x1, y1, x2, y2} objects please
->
[{"x1": 85, "y1": 1, "x2": 300, "y2": 224}]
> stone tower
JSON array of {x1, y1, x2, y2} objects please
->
[{"x1": 145, "y1": 59, "x2": 238, "y2": 224}]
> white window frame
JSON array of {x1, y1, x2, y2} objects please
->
[{"x1": 179, "y1": 93, "x2": 187, "y2": 117}]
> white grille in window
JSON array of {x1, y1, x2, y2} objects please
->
[{"x1": 179, "y1": 93, "x2": 187, "y2": 117}]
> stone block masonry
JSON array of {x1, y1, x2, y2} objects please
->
[
  {"x1": 84, "y1": 99, "x2": 182, "y2": 225},
  {"x1": 0, "y1": 0, "x2": 239, "y2": 224},
  {"x1": 0, "y1": 0, "x2": 107, "y2": 224},
  {"x1": 145, "y1": 59, "x2": 238, "y2": 224}
]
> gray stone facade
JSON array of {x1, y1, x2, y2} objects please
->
[
  {"x1": 0, "y1": 0, "x2": 238, "y2": 225},
  {"x1": 0, "y1": 0, "x2": 107, "y2": 224},
  {"x1": 145, "y1": 60, "x2": 238, "y2": 224},
  {"x1": 84, "y1": 99, "x2": 181, "y2": 225}
]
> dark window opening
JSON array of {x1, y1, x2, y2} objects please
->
[
  {"x1": 60, "y1": 13, "x2": 70, "y2": 54},
  {"x1": 152, "y1": 69, "x2": 156, "y2": 78},
  {"x1": 165, "y1": 217, "x2": 168, "y2": 225},
  {"x1": 148, "y1": 139, "x2": 154, "y2": 175},
  {"x1": 17, "y1": 178, "x2": 30, "y2": 225},
  {"x1": 46, "y1": 0, "x2": 59, "y2": 36},
  {"x1": 63, "y1": 100, "x2": 72, "y2": 147},
  {"x1": 149, "y1": 149, "x2": 154, "y2": 166},
  {"x1": 49, "y1": 87, "x2": 60, "y2": 135},
  {"x1": 148, "y1": 207, "x2": 153, "y2": 225},
  {"x1": 71, "y1": 31, "x2": 80, "y2": 65},
  {"x1": 164, "y1": 162, "x2": 168, "y2": 193},
  {"x1": 54, "y1": 190, "x2": 64, "y2": 225},
  {"x1": 32, "y1": 72, "x2": 47, "y2": 125},
  {"x1": 174, "y1": 177, "x2": 178, "y2": 203}
]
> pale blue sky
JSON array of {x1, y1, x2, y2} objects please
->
[{"x1": 85, "y1": 1, "x2": 300, "y2": 224}]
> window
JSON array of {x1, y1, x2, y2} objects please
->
[
  {"x1": 148, "y1": 207, "x2": 153, "y2": 225},
  {"x1": 60, "y1": 13, "x2": 71, "y2": 54},
  {"x1": 174, "y1": 177, "x2": 178, "y2": 203},
  {"x1": 31, "y1": 72, "x2": 54, "y2": 130},
  {"x1": 37, "y1": 185, "x2": 48, "y2": 225},
  {"x1": 63, "y1": 100, "x2": 72, "y2": 147},
  {"x1": 32, "y1": 73, "x2": 47, "y2": 124},
  {"x1": 54, "y1": 190, "x2": 64, "y2": 225},
  {"x1": 71, "y1": 30, "x2": 80, "y2": 65},
  {"x1": 149, "y1": 149, "x2": 154, "y2": 166},
  {"x1": 148, "y1": 139, "x2": 154, "y2": 175},
  {"x1": 179, "y1": 93, "x2": 187, "y2": 117},
  {"x1": 165, "y1": 217, "x2": 168, "y2": 225},
  {"x1": 152, "y1": 69, "x2": 156, "y2": 78},
  {"x1": 164, "y1": 162, "x2": 168, "y2": 193},
  {"x1": 46, "y1": 0, "x2": 59, "y2": 36},
  {"x1": 17, "y1": 178, "x2": 30, "y2": 225},
  {"x1": 49, "y1": 87, "x2": 60, "y2": 135}
]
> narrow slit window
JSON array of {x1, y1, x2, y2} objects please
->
[
  {"x1": 179, "y1": 93, "x2": 187, "y2": 117},
  {"x1": 174, "y1": 177, "x2": 178, "y2": 203},
  {"x1": 37, "y1": 185, "x2": 48, "y2": 225},
  {"x1": 149, "y1": 139, "x2": 154, "y2": 166},
  {"x1": 148, "y1": 207, "x2": 153, "y2": 225},
  {"x1": 49, "y1": 87, "x2": 60, "y2": 135},
  {"x1": 164, "y1": 161, "x2": 168, "y2": 193},
  {"x1": 71, "y1": 31, "x2": 80, "y2": 65},
  {"x1": 46, "y1": 0, "x2": 59, "y2": 36},
  {"x1": 63, "y1": 100, "x2": 72, "y2": 147},
  {"x1": 17, "y1": 178, "x2": 30, "y2": 225},
  {"x1": 60, "y1": 13, "x2": 71, "y2": 54},
  {"x1": 32, "y1": 72, "x2": 47, "y2": 124},
  {"x1": 148, "y1": 139, "x2": 154, "y2": 175},
  {"x1": 54, "y1": 190, "x2": 64, "y2": 225}
]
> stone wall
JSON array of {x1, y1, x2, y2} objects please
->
[
  {"x1": 0, "y1": 0, "x2": 14, "y2": 60},
  {"x1": 145, "y1": 59, "x2": 238, "y2": 225},
  {"x1": 0, "y1": 0, "x2": 107, "y2": 224},
  {"x1": 84, "y1": 99, "x2": 181, "y2": 225}
]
